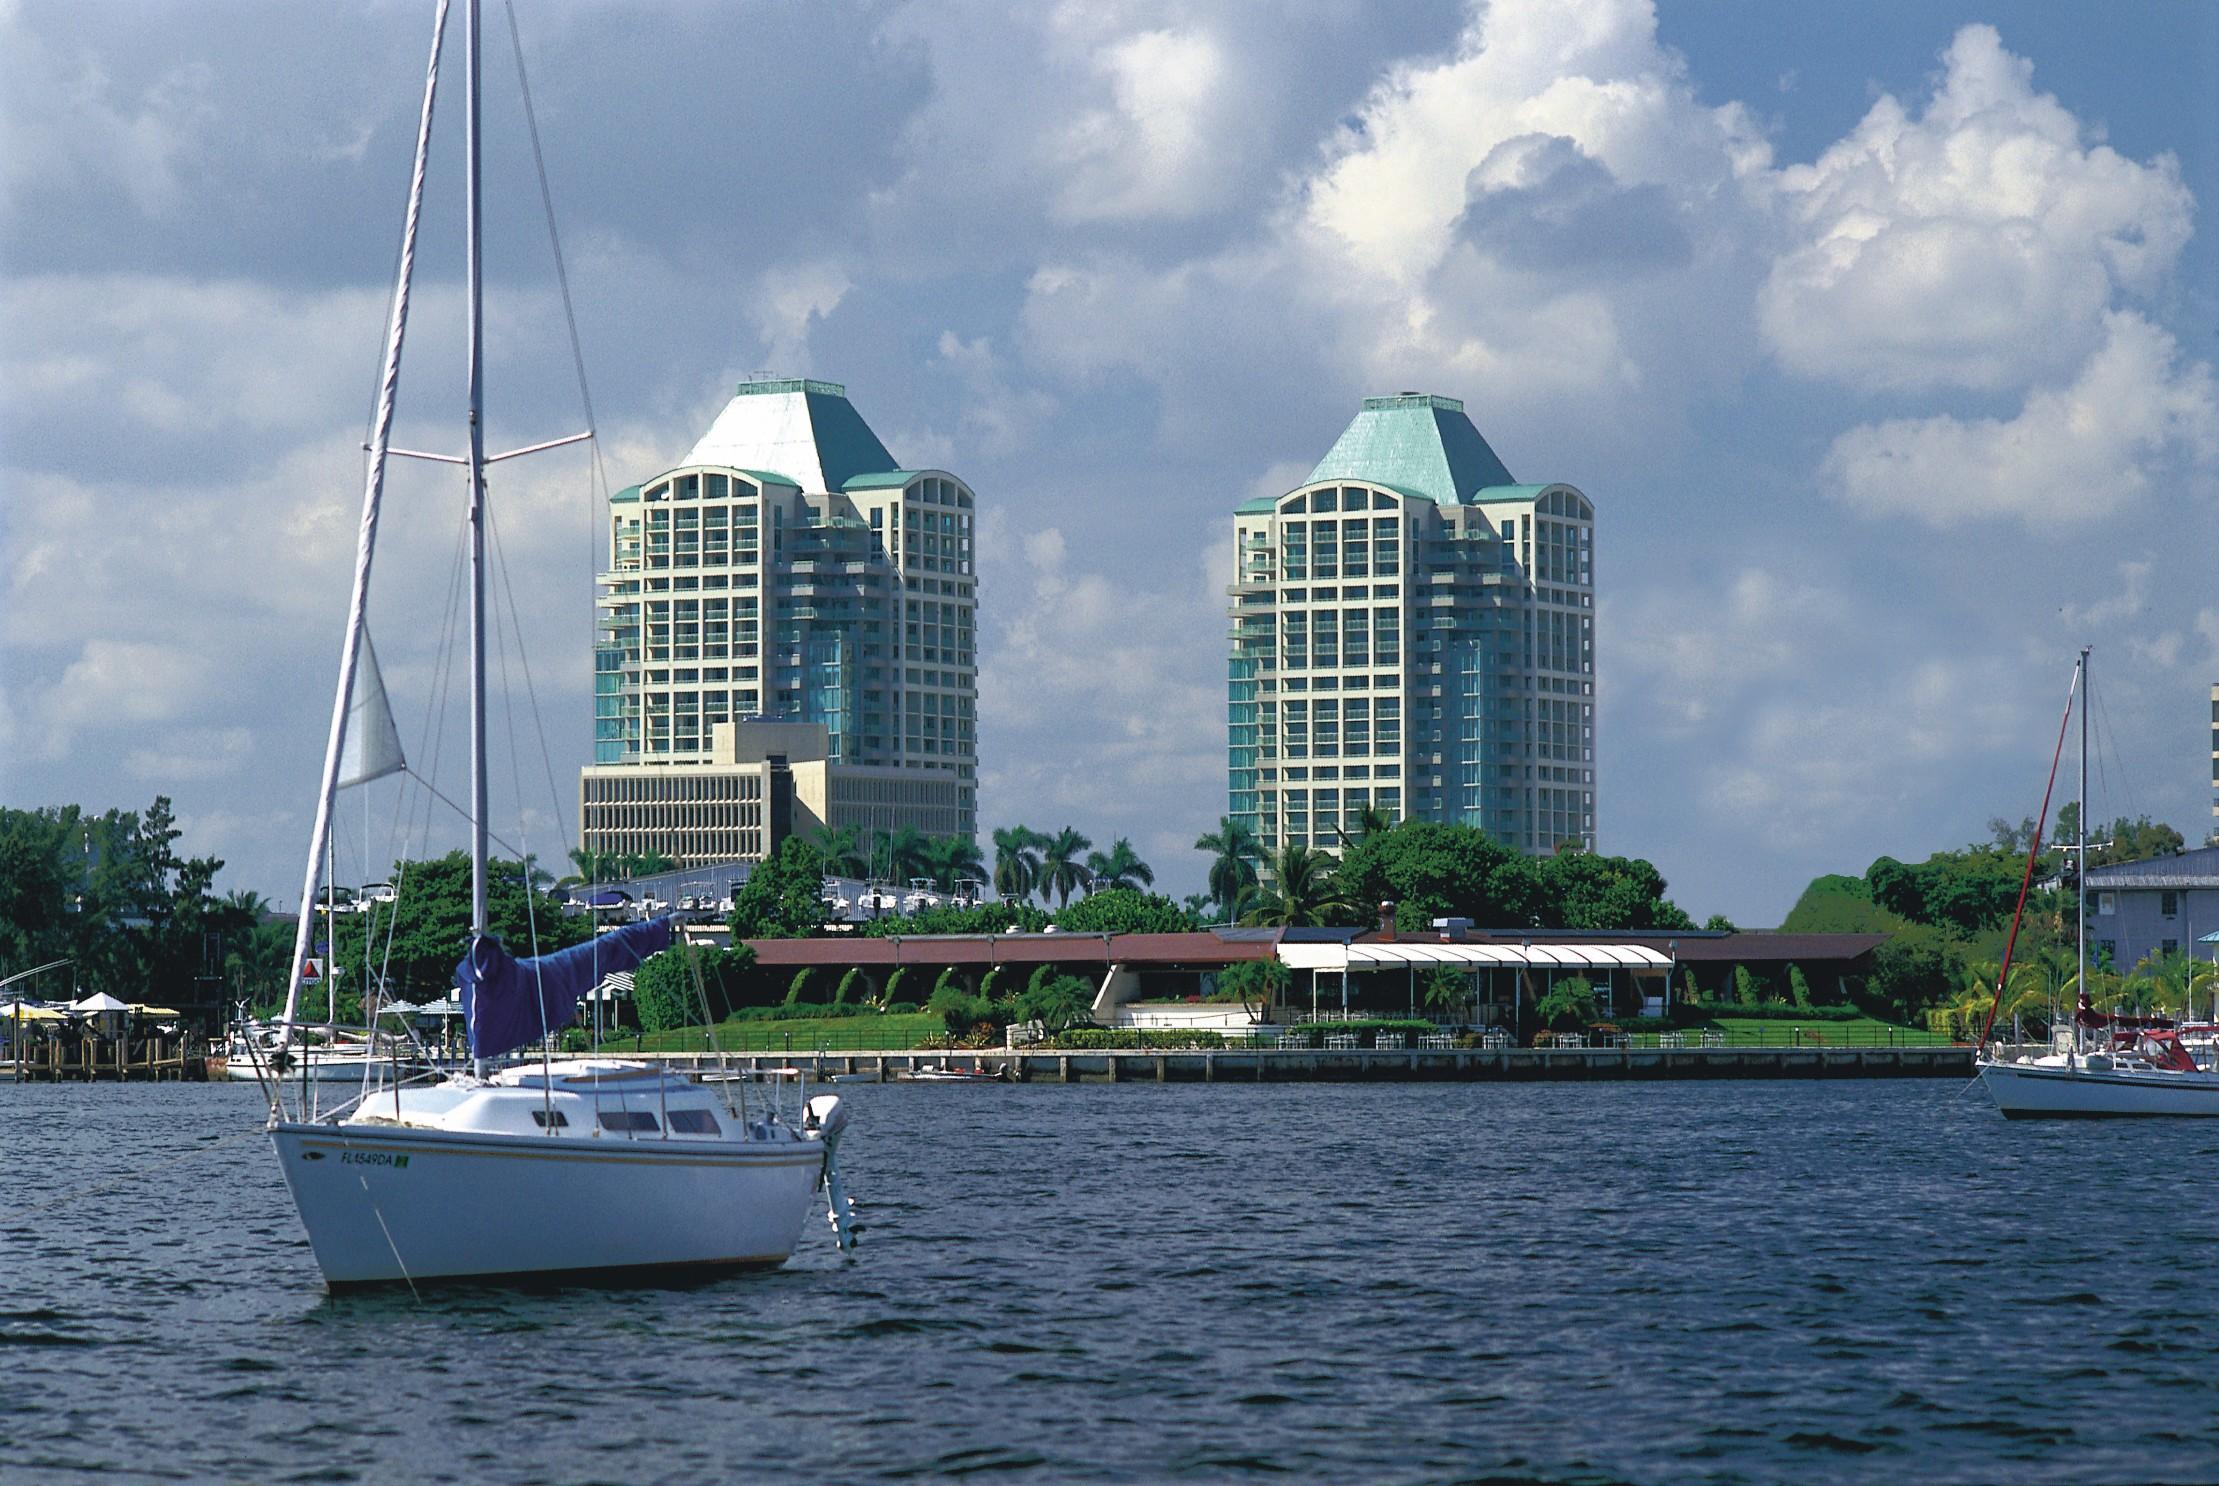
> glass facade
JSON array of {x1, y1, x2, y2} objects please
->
[
  {"x1": 593, "y1": 387, "x2": 979, "y2": 840},
  {"x1": 1228, "y1": 401, "x2": 1596, "y2": 861}
]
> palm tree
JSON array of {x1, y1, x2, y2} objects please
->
[
  {"x1": 1194, "y1": 816, "x2": 1261, "y2": 922},
  {"x1": 882, "y1": 826, "x2": 932, "y2": 884},
  {"x1": 1084, "y1": 837, "x2": 1154, "y2": 894},
  {"x1": 564, "y1": 846, "x2": 622, "y2": 885},
  {"x1": 927, "y1": 835, "x2": 986, "y2": 892},
  {"x1": 992, "y1": 826, "x2": 1043, "y2": 902},
  {"x1": 1038, "y1": 827, "x2": 1093, "y2": 908},
  {"x1": 1333, "y1": 803, "x2": 1398, "y2": 849},
  {"x1": 1239, "y1": 842, "x2": 1351, "y2": 928},
  {"x1": 808, "y1": 823, "x2": 868, "y2": 879}
]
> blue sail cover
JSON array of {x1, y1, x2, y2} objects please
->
[{"x1": 456, "y1": 916, "x2": 674, "y2": 1060}]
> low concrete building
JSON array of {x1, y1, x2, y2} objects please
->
[
  {"x1": 2086, "y1": 846, "x2": 2219, "y2": 971},
  {"x1": 579, "y1": 718, "x2": 964, "y2": 869}
]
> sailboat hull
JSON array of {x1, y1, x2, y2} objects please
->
[
  {"x1": 271, "y1": 1122, "x2": 825, "y2": 1288},
  {"x1": 1978, "y1": 1060, "x2": 2219, "y2": 1118}
]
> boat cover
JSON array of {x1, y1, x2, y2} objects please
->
[{"x1": 457, "y1": 916, "x2": 673, "y2": 1059}]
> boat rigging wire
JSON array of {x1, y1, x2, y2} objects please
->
[{"x1": 1977, "y1": 659, "x2": 2080, "y2": 1050}]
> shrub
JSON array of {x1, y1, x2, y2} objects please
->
[
  {"x1": 1679, "y1": 1002, "x2": 1867, "y2": 1024},
  {"x1": 1054, "y1": 1029, "x2": 1229, "y2": 1050},
  {"x1": 1787, "y1": 964, "x2": 1814, "y2": 1010},
  {"x1": 1535, "y1": 976, "x2": 1599, "y2": 1029},
  {"x1": 885, "y1": 1000, "x2": 919, "y2": 1016},
  {"x1": 632, "y1": 943, "x2": 756, "y2": 1034},
  {"x1": 786, "y1": 968, "x2": 813, "y2": 1007},
  {"x1": 927, "y1": 979, "x2": 997, "y2": 1036},
  {"x1": 834, "y1": 968, "x2": 859, "y2": 1005}
]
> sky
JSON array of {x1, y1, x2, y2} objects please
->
[{"x1": 3, "y1": 0, "x2": 2216, "y2": 926}]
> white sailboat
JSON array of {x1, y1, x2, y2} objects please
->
[
  {"x1": 1978, "y1": 648, "x2": 2219, "y2": 1117},
  {"x1": 254, "y1": 0, "x2": 857, "y2": 1287}
]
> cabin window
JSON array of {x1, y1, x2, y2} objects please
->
[
  {"x1": 667, "y1": 1109, "x2": 722, "y2": 1136},
  {"x1": 2097, "y1": 893, "x2": 2116, "y2": 916},
  {"x1": 531, "y1": 1109, "x2": 569, "y2": 1128},
  {"x1": 2160, "y1": 891, "x2": 2179, "y2": 917},
  {"x1": 597, "y1": 1110, "x2": 659, "y2": 1133}
]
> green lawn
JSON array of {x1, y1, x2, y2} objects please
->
[
  {"x1": 1701, "y1": 1017, "x2": 1951, "y2": 1048},
  {"x1": 602, "y1": 1012, "x2": 944, "y2": 1054}
]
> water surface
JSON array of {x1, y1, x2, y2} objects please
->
[{"x1": 5, "y1": 1077, "x2": 2212, "y2": 1482}]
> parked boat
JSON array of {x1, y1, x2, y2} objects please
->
[
  {"x1": 1978, "y1": 648, "x2": 2219, "y2": 1117},
  {"x1": 254, "y1": 0, "x2": 857, "y2": 1288}
]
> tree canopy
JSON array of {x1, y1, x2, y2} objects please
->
[
  {"x1": 1054, "y1": 889, "x2": 1196, "y2": 935},
  {"x1": 0, "y1": 798, "x2": 262, "y2": 1020},
  {"x1": 726, "y1": 837, "x2": 828, "y2": 940},
  {"x1": 327, "y1": 851, "x2": 590, "y2": 1012},
  {"x1": 1332, "y1": 822, "x2": 1694, "y2": 932}
]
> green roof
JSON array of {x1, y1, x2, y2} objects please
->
[
  {"x1": 610, "y1": 484, "x2": 641, "y2": 503},
  {"x1": 842, "y1": 470, "x2": 934, "y2": 492},
  {"x1": 734, "y1": 469, "x2": 800, "y2": 489},
  {"x1": 1235, "y1": 496, "x2": 1277, "y2": 514},
  {"x1": 1470, "y1": 483, "x2": 1552, "y2": 504},
  {"x1": 1305, "y1": 392, "x2": 1516, "y2": 506}
]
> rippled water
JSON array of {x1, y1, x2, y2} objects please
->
[{"x1": 5, "y1": 1077, "x2": 2217, "y2": 1483}]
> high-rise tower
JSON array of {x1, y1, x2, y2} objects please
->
[
  {"x1": 582, "y1": 377, "x2": 977, "y2": 866},
  {"x1": 1228, "y1": 392, "x2": 1594, "y2": 859}
]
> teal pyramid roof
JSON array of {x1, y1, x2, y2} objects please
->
[
  {"x1": 682, "y1": 377, "x2": 899, "y2": 494},
  {"x1": 1306, "y1": 393, "x2": 1515, "y2": 506}
]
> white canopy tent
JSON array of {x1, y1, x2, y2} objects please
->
[{"x1": 68, "y1": 992, "x2": 133, "y2": 1014}]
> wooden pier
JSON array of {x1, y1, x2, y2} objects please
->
[
  {"x1": 5, "y1": 1036, "x2": 213, "y2": 1082},
  {"x1": 644, "y1": 1044, "x2": 1974, "y2": 1084}
]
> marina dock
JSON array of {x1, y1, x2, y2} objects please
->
[{"x1": 5, "y1": 1036, "x2": 214, "y2": 1083}]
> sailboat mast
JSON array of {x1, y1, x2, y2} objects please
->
[
  {"x1": 2078, "y1": 645, "x2": 2090, "y2": 1018},
  {"x1": 465, "y1": 0, "x2": 490, "y2": 940}
]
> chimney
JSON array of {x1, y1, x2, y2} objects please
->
[{"x1": 1378, "y1": 900, "x2": 1396, "y2": 942}]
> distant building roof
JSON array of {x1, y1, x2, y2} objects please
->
[
  {"x1": 1305, "y1": 392, "x2": 1517, "y2": 506},
  {"x1": 744, "y1": 930, "x2": 1277, "y2": 970},
  {"x1": 2086, "y1": 846, "x2": 2219, "y2": 891},
  {"x1": 680, "y1": 376, "x2": 899, "y2": 494}
]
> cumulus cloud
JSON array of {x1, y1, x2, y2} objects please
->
[
  {"x1": 0, "y1": 8, "x2": 214, "y2": 217},
  {"x1": 1762, "y1": 25, "x2": 2193, "y2": 395},
  {"x1": 1018, "y1": 0, "x2": 1773, "y2": 455},
  {"x1": 749, "y1": 261, "x2": 851, "y2": 371},
  {"x1": 1823, "y1": 312, "x2": 2218, "y2": 525},
  {"x1": 1611, "y1": 569, "x2": 1851, "y2": 730},
  {"x1": 975, "y1": 510, "x2": 1229, "y2": 872},
  {"x1": 1703, "y1": 658, "x2": 2022, "y2": 851},
  {"x1": 1052, "y1": 21, "x2": 1234, "y2": 223}
]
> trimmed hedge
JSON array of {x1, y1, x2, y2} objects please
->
[
  {"x1": 1054, "y1": 1029, "x2": 1229, "y2": 1050},
  {"x1": 1684, "y1": 1002, "x2": 1866, "y2": 1023}
]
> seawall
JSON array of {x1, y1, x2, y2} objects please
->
[{"x1": 650, "y1": 1045, "x2": 1973, "y2": 1083}]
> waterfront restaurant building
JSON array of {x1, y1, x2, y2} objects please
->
[
  {"x1": 583, "y1": 376, "x2": 977, "y2": 867},
  {"x1": 1229, "y1": 393, "x2": 1594, "y2": 862}
]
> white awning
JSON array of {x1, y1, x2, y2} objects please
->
[{"x1": 1278, "y1": 942, "x2": 1672, "y2": 972}]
